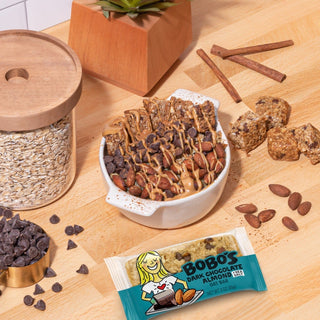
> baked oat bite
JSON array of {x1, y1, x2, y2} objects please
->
[
  {"x1": 228, "y1": 110, "x2": 267, "y2": 153},
  {"x1": 255, "y1": 96, "x2": 290, "y2": 130},
  {"x1": 293, "y1": 123, "x2": 320, "y2": 164},
  {"x1": 267, "y1": 127, "x2": 300, "y2": 161}
]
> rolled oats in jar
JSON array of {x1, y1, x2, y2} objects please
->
[{"x1": 0, "y1": 30, "x2": 82, "y2": 210}]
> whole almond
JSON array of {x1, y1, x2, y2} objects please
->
[
  {"x1": 206, "y1": 152, "x2": 217, "y2": 171},
  {"x1": 182, "y1": 289, "x2": 196, "y2": 302},
  {"x1": 215, "y1": 158, "x2": 225, "y2": 174},
  {"x1": 183, "y1": 158, "x2": 198, "y2": 171},
  {"x1": 128, "y1": 185, "x2": 142, "y2": 197},
  {"x1": 165, "y1": 170, "x2": 179, "y2": 183},
  {"x1": 235, "y1": 203, "x2": 257, "y2": 214},
  {"x1": 158, "y1": 177, "x2": 171, "y2": 190},
  {"x1": 111, "y1": 174, "x2": 126, "y2": 191},
  {"x1": 282, "y1": 216, "x2": 298, "y2": 231},
  {"x1": 126, "y1": 166, "x2": 135, "y2": 187},
  {"x1": 215, "y1": 143, "x2": 226, "y2": 158},
  {"x1": 135, "y1": 172, "x2": 147, "y2": 188},
  {"x1": 193, "y1": 153, "x2": 206, "y2": 169},
  {"x1": 269, "y1": 184, "x2": 291, "y2": 197},
  {"x1": 141, "y1": 187, "x2": 149, "y2": 199},
  {"x1": 175, "y1": 289, "x2": 183, "y2": 305},
  {"x1": 244, "y1": 214, "x2": 261, "y2": 228},
  {"x1": 288, "y1": 192, "x2": 302, "y2": 210},
  {"x1": 297, "y1": 201, "x2": 312, "y2": 216},
  {"x1": 201, "y1": 141, "x2": 213, "y2": 152},
  {"x1": 258, "y1": 209, "x2": 276, "y2": 222}
]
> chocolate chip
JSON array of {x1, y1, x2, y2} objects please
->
[
  {"x1": 217, "y1": 247, "x2": 226, "y2": 254},
  {"x1": 36, "y1": 236, "x2": 49, "y2": 251},
  {"x1": 187, "y1": 127, "x2": 197, "y2": 138},
  {"x1": 52, "y1": 282, "x2": 63, "y2": 293},
  {"x1": 205, "y1": 243, "x2": 215, "y2": 250},
  {"x1": 76, "y1": 264, "x2": 89, "y2": 274},
  {"x1": 44, "y1": 267, "x2": 57, "y2": 278},
  {"x1": 104, "y1": 155, "x2": 114, "y2": 163},
  {"x1": 0, "y1": 207, "x2": 4, "y2": 217},
  {"x1": 106, "y1": 162, "x2": 116, "y2": 174},
  {"x1": 27, "y1": 246, "x2": 39, "y2": 259},
  {"x1": 67, "y1": 239, "x2": 77, "y2": 250},
  {"x1": 182, "y1": 253, "x2": 191, "y2": 262},
  {"x1": 49, "y1": 214, "x2": 60, "y2": 224},
  {"x1": 64, "y1": 225, "x2": 74, "y2": 236},
  {"x1": 33, "y1": 284, "x2": 45, "y2": 295},
  {"x1": 23, "y1": 295, "x2": 35, "y2": 306},
  {"x1": 74, "y1": 224, "x2": 84, "y2": 235},
  {"x1": 3, "y1": 208, "x2": 13, "y2": 219},
  {"x1": 175, "y1": 252, "x2": 183, "y2": 261},
  {"x1": 11, "y1": 256, "x2": 25, "y2": 267},
  {"x1": 34, "y1": 299, "x2": 46, "y2": 311},
  {"x1": 146, "y1": 133, "x2": 156, "y2": 145}
]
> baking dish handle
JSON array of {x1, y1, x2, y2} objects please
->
[{"x1": 105, "y1": 188, "x2": 162, "y2": 217}]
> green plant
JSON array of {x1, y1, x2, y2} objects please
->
[{"x1": 95, "y1": 0, "x2": 177, "y2": 19}]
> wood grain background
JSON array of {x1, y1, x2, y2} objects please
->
[{"x1": 1, "y1": 0, "x2": 320, "y2": 319}]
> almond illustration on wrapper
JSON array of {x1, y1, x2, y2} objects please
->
[
  {"x1": 269, "y1": 184, "x2": 291, "y2": 197},
  {"x1": 175, "y1": 289, "x2": 183, "y2": 305},
  {"x1": 183, "y1": 289, "x2": 196, "y2": 302}
]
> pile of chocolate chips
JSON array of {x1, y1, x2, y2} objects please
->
[{"x1": 0, "y1": 214, "x2": 50, "y2": 269}]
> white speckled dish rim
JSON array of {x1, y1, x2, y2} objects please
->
[{"x1": 99, "y1": 89, "x2": 231, "y2": 217}]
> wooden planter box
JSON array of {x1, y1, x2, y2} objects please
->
[{"x1": 68, "y1": 0, "x2": 192, "y2": 96}]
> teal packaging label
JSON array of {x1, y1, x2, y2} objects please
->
[{"x1": 118, "y1": 251, "x2": 267, "y2": 320}]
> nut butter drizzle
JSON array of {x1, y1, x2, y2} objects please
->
[{"x1": 103, "y1": 98, "x2": 227, "y2": 201}]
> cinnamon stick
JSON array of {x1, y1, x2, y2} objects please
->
[
  {"x1": 216, "y1": 40, "x2": 294, "y2": 59},
  {"x1": 211, "y1": 44, "x2": 286, "y2": 83},
  {"x1": 196, "y1": 49, "x2": 242, "y2": 103}
]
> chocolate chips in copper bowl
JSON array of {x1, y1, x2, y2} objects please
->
[
  {"x1": 99, "y1": 89, "x2": 231, "y2": 229},
  {"x1": 0, "y1": 212, "x2": 50, "y2": 288}
]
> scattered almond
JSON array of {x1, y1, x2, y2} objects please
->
[
  {"x1": 282, "y1": 216, "x2": 298, "y2": 231},
  {"x1": 269, "y1": 184, "x2": 291, "y2": 197},
  {"x1": 235, "y1": 203, "x2": 257, "y2": 214},
  {"x1": 258, "y1": 209, "x2": 276, "y2": 223},
  {"x1": 244, "y1": 214, "x2": 261, "y2": 228},
  {"x1": 297, "y1": 201, "x2": 312, "y2": 216},
  {"x1": 288, "y1": 192, "x2": 302, "y2": 210}
]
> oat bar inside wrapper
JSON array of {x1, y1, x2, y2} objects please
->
[{"x1": 105, "y1": 227, "x2": 267, "y2": 320}]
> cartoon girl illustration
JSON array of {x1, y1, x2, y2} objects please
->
[{"x1": 136, "y1": 251, "x2": 188, "y2": 305}]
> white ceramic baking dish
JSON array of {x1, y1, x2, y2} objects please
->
[{"x1": 99, "y1": 89, "x2": 230, "y2": 229}]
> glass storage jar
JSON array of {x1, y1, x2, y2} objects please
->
[{"x1": 0, "y1": 30, "x2": 82, "y2": 210}]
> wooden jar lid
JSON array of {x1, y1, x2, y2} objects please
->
[{"x1": 0, "y1": 30, "x2": 82, "y2": 131}]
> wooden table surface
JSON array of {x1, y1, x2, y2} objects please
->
[{"x1": 2, "y1": 0, "x2": 320, "y2": 319}]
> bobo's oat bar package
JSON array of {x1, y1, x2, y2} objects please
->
[{"x1": 104, "y1": 227, "x2": 267, "y2": 319}]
